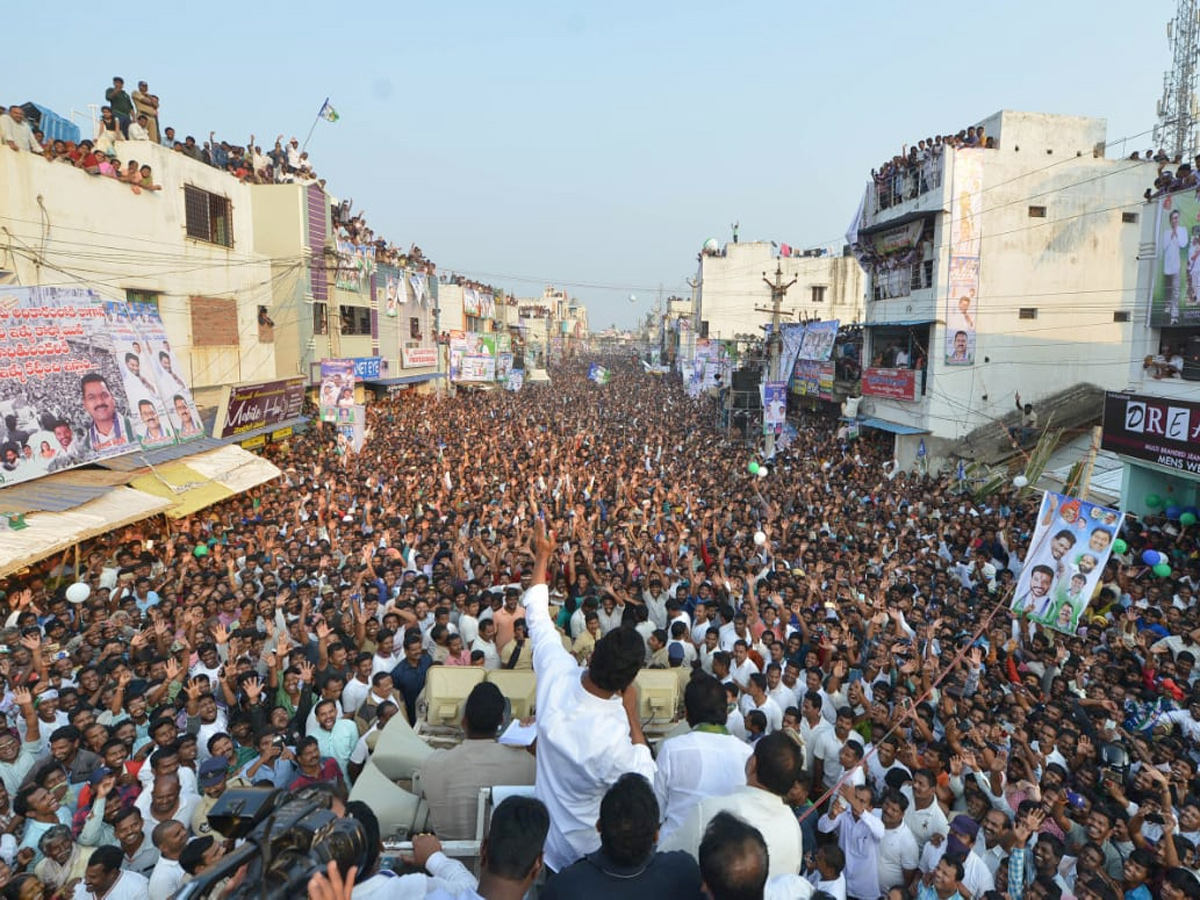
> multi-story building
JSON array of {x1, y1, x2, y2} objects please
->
[
  {"x1": 0, "y1": 139, "x2": 277, "y2": 408},
  {"x1": 849, "y1": 110, "x2": 1153, "y2": 468},
  {"x1": 1100, "y1": 184, "x2": 1200, "y2": 516},
  {"x1": 695, "y1": 241, "x2": 865, "y2": 342}
]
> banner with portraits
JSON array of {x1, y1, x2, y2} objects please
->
[
  {"x1": 103, "y1": 301, "x2": 203, "y2": 450},
  {"x1": 1010, "y1": 490, "x2": 1122, "y2": 634},
  {"x1": 797, "y1": 321, "x2": 839, "y2": 361},
  {"x1": 335, "y1": 241, "x2": 375, "y2": 293},
  {"x1": 945, "y1": 148, "x2": 982, "y2": 364},
  {"x1": 319, "y1": 359, "x2": 356, "y2": 422},
  {"x1": 0, "y1": 286, "x2": 212, "y2": 489},
  {"x1": 763, "y1": 382, "x2": 787, "y2": 434}
]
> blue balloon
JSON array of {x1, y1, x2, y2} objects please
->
[
  {"x1": 1166, "y1": 505, "x2": 1183, "y2": 521},
  {"x1": 1143, "y1": 549, "x2": 1160, "y2": 565}
]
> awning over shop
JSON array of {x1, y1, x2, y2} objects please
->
[
  {"x1": 864, "y1": 319, "x2": 936, "y2": 328},
  {"x1": 857, "y1": 416, "x2": 929, "y2": 435},
  {"x1": 128, "y1": 445, "x2": 282, "y2": 519},
  {"x1": 0, "y1": 468, "x2": 135, "y2": 514},
  {"x1": 0, "y1": 487, "x2": 173, "y2": 577},
  {"x1": 363, "y1": 373, "x2": 445, "y2": 386}
]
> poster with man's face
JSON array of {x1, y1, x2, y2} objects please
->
[{"x1": 1151, "y1": 190, "x2": 1200, "y2": 326}]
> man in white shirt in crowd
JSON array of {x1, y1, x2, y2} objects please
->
[
  {"x1": 817, "y1": 783, "x2": 883, "y2": 900},
  {"x1": 903, "y1": 768, "x2": 949, "y2": 855},
  {"x1": 522, "y1": 518, "x2": 655, "y2": 874},
  {"x1": 877, "y1": 790, "x2": 920, "y2": 897},
  {"x1": 656, "y1": 676, "x2": 753, "y2": 841},
  {"x1": 471, "y1": 618, "x2": 502, "y2": 670},
  {"x1": 1, "y1": 106, "x2": 42, "y2": 154},
  {"x1": 729, "y1": 641, "x2": 759, "y2": 691},
  {"x1": 659, "y1": 731, "x2": 805, "y2": 879},
  {"x1": 738, "y1": 673, "x2": 783, "y2": 734}
]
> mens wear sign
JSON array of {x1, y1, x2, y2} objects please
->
[{"x1": 1101, "y1": 390, "x2": 1200, "y2": 473}]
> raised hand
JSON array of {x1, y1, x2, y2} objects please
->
[
  {"x1": 244, "y1": 676, "x2": 263, "y2": 703},
  {"x1": 186, "y1": 677, "x2": 204, "y2": 702},
  {"x1": 11, "y1": 686, "x2": 32, "y2": 709}
]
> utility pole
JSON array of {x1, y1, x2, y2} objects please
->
[{"x1": 755, "y1": 263, "x2": 797, "y2": 459}]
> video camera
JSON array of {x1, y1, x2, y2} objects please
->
[{"x1": 173, "y1": 786, "x2": 367, "y2": 900}]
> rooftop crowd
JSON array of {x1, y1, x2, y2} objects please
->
[
  {"x1": 871, "y1": 126, "x2": 997, "y2": 211},
  {"x1": 0, "y1": 359, "x2": 1198, "y2": 900}
]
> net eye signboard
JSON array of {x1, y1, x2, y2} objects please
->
[{"x1": 1101, "y1": 390, "x2": 1200, "y2": 473}]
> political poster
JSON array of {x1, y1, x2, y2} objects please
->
[
  {"x1": 588, "y1": 363, "x2": 612, "y2": 385},
  {"x1": 506, "y1": 369, "x2": 524, "y2": 392},
  {"x1": 335, "y1": 241, "x2": 374, "y2": 292},
  {"x1": 496, "y1": 352, "x2": 514, "y2": 382},
  {"x1": 103, "y1": 302, "x2": 178, "y2": 449},
  {"x1": 336, "y1": 404, "x2": 366, "y2": 455},
  {"x1": 460, "y1": 355, "x2": 496, "y2": 382},
  {"x1": 319, "y1": 359, "x2": 356, "y2": 422},
  {"x1": 0, "y1": 287, "x2": 146, "y2": 487},
  {"x1": 124, "y1": 302, "x2": 203, "y2": 444},
  {"x1": 763, "y1": 382, "x2": 787, "y2": 434},
  {"x1": 383, "y1": 271, "x2": 403, "y2": 317},
  {"x1": 945, "y1": 147, "x2": 982, "y2": 364},
  {"x1": 1150, "y1": 188, "x2": 1200, "y2": 326},
  {"x1": 448, "y1": 331, "x2": 468, "y2": 382},
  {"x1": 1010, "y1": 491, "x2": 1122, "y2": 634},
  {"x1": 797, "y1": 321, "x2": 839, "y2": 361}
]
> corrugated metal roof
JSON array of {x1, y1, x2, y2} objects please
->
[
  {"x1": 0, "y1": 469, "x2": 133, "y2": 513},
  {"x1": 93, "y1": 437, "x2": 226, "y2": 472}
]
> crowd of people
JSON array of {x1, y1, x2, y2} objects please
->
[
  {"x1": 871, "y1": 127, "x2": 997, "y2": 211},
  {"x1": 1137, "y1": 150, "x2": 1197, "y2": 200},
  {"x1": 0, "y1": 359, "x2": 1199, "y2": 900}
]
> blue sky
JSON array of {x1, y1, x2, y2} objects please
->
[{"x1": 5, "y1": 2, "x2": 1169, "y2": 328}]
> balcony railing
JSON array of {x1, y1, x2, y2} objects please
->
[
  {"x1": 871, "y1": 260, "x2": 935, "y2": 301},
  {"x1": 870, "y1": 157, "x2": 944, "y2": 216}
]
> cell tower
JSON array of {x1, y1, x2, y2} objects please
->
[{"x1": 1155, "y1": 0, "x2": 1200, "y2": 161}]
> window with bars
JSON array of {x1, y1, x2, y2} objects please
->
[
  {"x1": 125, "y1": 290, "x2": 160, "y2": 308},
  {"x1": 339, "y1": 305, "x2": 372, "y2": 335},
  {"x1": 184, "y1": 185, "x2": 233, "y2": 247}
]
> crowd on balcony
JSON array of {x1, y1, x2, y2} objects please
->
[
  {"x1": 872, "y1": 126, "x2": 997, "y2": 211},
  {"x1": 850, "y1": 225, "x2": 936, "y2": 301}
]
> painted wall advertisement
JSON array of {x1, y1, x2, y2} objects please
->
[
  {"x1": 0, "y1": 287, "x2": 208, "y2": 489},
  {"x1": 216, "y1": 377, "x2": 305, "y2": 438},
  {"x1": 944, "y1": 147, "x2": 983, "y2": 365},
  {"x1": 1101, "y1": 390, "x2": 1200, "y2": 473},
  {"x1": 861, "y1": 366, "x2": 917, "y2": 401}
]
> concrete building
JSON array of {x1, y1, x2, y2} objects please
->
[
  {"x1": 850, "y1": 110, "x2": 1153, "y2": 468},
  {"x1": 0, "y1": 139, "x2": 277, "y2": 407},
  {"x1": 695, "y1": 241, "x2": 865, "y2": 343},
  {"x1": 1099, "y1": 184, "x2": 1200, "y2": 517}
]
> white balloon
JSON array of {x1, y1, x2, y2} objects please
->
[
  {"x1": 754, "y1": 531, "x2": 767, "y2": 546},
  {"x1": 1013, "y1": 475, "x2": 1029, "y2": 488},
  {"x1": 65, "y1": 582, "x2": 91, "y2": 604},
  {"x1": 757, "y1": 467, "x2": 768, "y2": 479}
]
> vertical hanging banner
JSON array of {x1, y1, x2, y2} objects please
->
[
  {"x1": 319, "y1": 359, "x2": 356, "y2": 422},
  {"x1": 945, "y1": 147, "x2": 983, "y2": 365},
  {"x1": 796, "y1": 321, "x2": 839, "y2": 361},
  {"x1": 126, "y1": 302, "x2": 203, "y2": 444},
  {"x1": 763, "y1": 382, "x2": 787, "y2": 434},
  {"x1": 1010, "y1": 491, "x2": 1122, "y2": 634},
  {"x1": 102, "y1": 302, "x2": 179, "y2": 449},
  {"x1": 335, "y1": 404, "x2": 366, "y2": 454}
]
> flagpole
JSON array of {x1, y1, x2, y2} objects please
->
[{"x1": 301, "y1": 97, "x2": 328, "y2": 153}]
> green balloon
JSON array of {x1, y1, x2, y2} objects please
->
[
  {"x1": 1113, "y1": 539, "x2": 1128, "y2": 554},
  {"x1": 1153, "y1": 562, "x2": 1172, "y2": 577},
  {"x1": 1182, "y1": 512, "x2": 1198, "y2": 527},
  {"x1": 748, "y1": 461, "x2": 760, "y2": 475},
  {"x1": 1146, "y1": 493, "x2": 1164, "y2": 509},
  {"x1": 193, "y1": 544, "x2": 209, "y2": 558}
]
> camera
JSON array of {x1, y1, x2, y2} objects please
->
[
  {"x1": 174, "y1": 787, "x2": 366, "y2": 900},
  {"x1": 271, "y1": 735, "x2": 286, "y2": 750}
]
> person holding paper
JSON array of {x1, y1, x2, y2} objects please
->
[{"x1": 418, "y1": 682, "x2": 535, "y2": 840}]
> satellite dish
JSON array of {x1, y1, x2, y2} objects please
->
[{"x1": 703, "y1": 238, "x2": 720, "y2": 253}]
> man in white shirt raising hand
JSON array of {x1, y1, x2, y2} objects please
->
[{"x1": 522, "y1": 516, "x2": 656, "y2": 875}]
